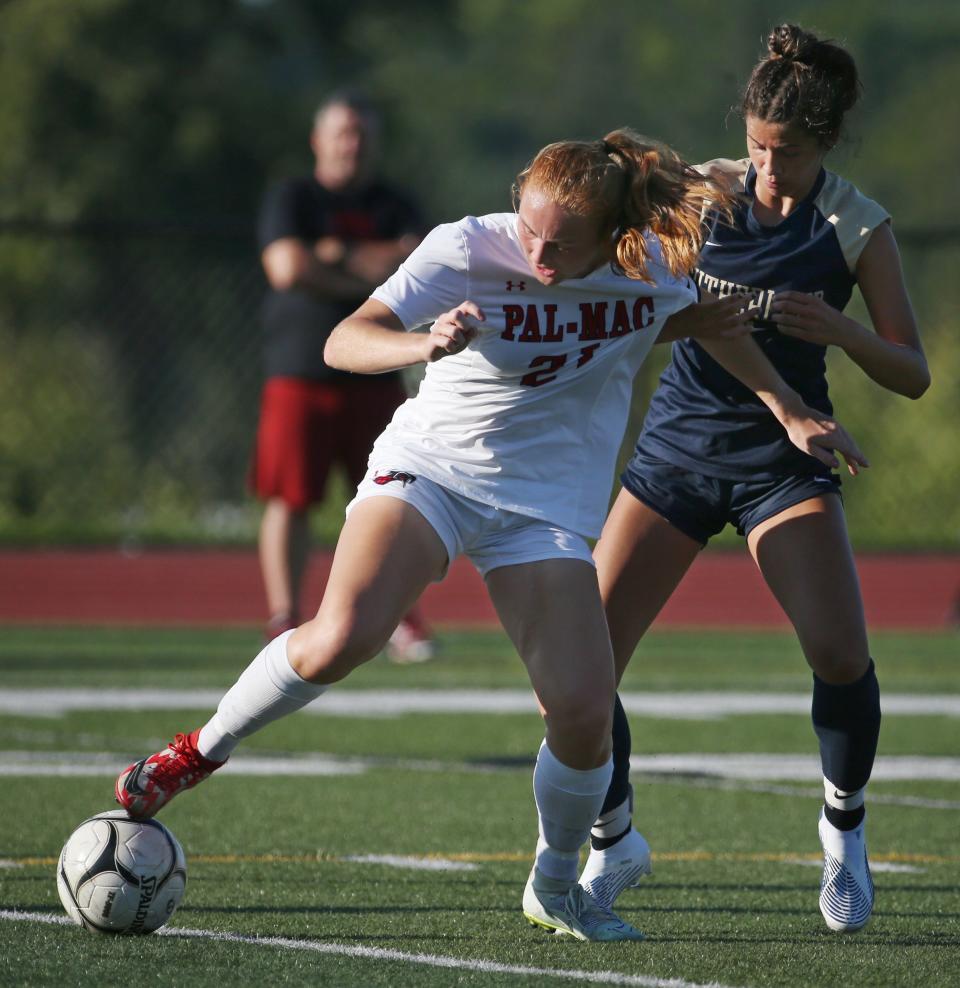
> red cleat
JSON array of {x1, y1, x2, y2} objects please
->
[{"x1": 116, "y1": 729, "x2": 225, "y2": 819}]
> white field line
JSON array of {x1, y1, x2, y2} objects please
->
[
  {"x1": 783, "y1": 858, "x2": 925, "y2": 874},
  {"x1": 629, "y1": 774, "x2": 960, "y2": 811},
  {"x1": 2, "y1": 854, "x2": 477, "y2": 873},
  {"x1": 3, "y1": 688, "x2": 960, "y2": 719},
  {"x1": 341, "y1": 854, "x2": 478, "y2": 871},
  {"x1": 627, "y1": 753, "x2": 960, "y2": 781},
  {"x1": 1, "y1": 749, "x2": 959, "y2": 783},
  {"x1": 0, "y1": 750, "x2": 364, "y2": 777},
  {"x1": 0, "y1": 910, "x2": 739, "y2": 988}
]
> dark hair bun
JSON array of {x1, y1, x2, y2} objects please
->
[
  {"x1": 742, "y1": 23, "x2": 861, "y2": 139},
  {"x1": 768, "y1": 24, "x2": 819, "y2": 63}
]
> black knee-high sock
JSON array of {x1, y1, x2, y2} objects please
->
[
  {"x1": 602, "y1": 692, "x2": 632, "y2": 814},
  {"x1": 812, "y1": 659, "x2": 881, "y2": 830},
  {"x1": 590, "y1": 694, "x2": 633, "y2": 850}
]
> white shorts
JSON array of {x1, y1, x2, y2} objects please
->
[{"x1": 347, "y1": 468, "x2": 595, "y2": 579}]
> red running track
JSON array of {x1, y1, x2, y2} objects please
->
[{"x1": 0, "y1": 549, "x2": 956, "y2": 629}]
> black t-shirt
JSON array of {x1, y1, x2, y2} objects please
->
[{"x1": 257, "y1": 176, "x2": 423, "y2": 382}]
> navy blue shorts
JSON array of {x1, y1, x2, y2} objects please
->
[{"x1": 620, "y1": 451, "x2": 842, "y2": 545}]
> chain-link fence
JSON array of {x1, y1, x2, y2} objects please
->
[
  {"x1": 1, "y1": 222, "x2": 957, "y2": 549},
  {"x1": 0, "y1": 222, "x2": 264, "y2": 544}
]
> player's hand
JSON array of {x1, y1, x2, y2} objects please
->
[
  {"x1": 424, "y1": 302, "x2": 485, "y2": 362},
  {"x1": 780, "y1": 403, "x2": 869, "y2": 476},
  {"x1": 661, "y1": 292, "x2": 754, "y2": 342},
  {"x1": 771, "y1": 291, "x2": 856, "y2": 348}
]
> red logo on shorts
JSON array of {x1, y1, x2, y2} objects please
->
[{"x1": 373, "y1": 471, "x2": 417, "y2": 487}]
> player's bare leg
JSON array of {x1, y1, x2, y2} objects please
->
[
  {"x1": 342, "y1": 442, "x2": 436, "y2": 664},
  {"x1": 259, "y1": 497, "x2": 310, "y2": 638},
  {"x1": 748, "y1": 494, "x2": 870, "y2": 684},
  {"x1": 749, "y1": 494, "x2": 877, "y2": 932},
  {"x1": 487, "y1": 559, "x2": 643, "y2": 941},
  {"x1": 489, "y1": 559, "x2": 615, "y2": 769},
  {"x1": 596, "y1": 490, "x2": 702, "y2": 685},
  {"x1": 288, "y1": 497, "x2": 447, "y2": 683},
  {"x1": 117, "y1": 498, "x2": 447, "y2": 819},
  {"x1": 581, "y1": 491, "x2": 700, "y2": 907}
]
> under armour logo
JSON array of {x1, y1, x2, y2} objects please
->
[{"x1": 505, "y1": 280, "x2": 526, "y2": 291}]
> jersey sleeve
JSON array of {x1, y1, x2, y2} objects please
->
[
  {"x1": 370, "y1": 220, "x2": 469, "y2": 330},
  {"x1": 694, "y1": 158, "x2": 749, "y2": 224},
  {"x1": 815, "y1": 173, "x2": 891, "y2": 273},
  {"x1": 257, "y1": 179, "x2": 311, "y2": 251},
  {"x1": 694, "y1": 158, "x2": 750, "y2": 194}
]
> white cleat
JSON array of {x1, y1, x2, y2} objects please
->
[
  {"x1": 818, "y1": 809, "x2": 874, "y2": 932},
  {"x1": 522, "y1": 867, "x2": 644, "y2": 942},
  {"x1": 579, "y1": 828, "x2": 653, "y2": 910}
]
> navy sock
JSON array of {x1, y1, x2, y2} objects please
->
[
  {"x1": 590, "y1": 694, "x2": 632, "y2": 851},
  {"x1": 602, "y1": 693, "x2": 632, "y2": 814},
  {"x1": 812, "y1": 659, "x2": 881, "y2": 829},
  {"x1": 824, "y1": 803, "x2": 865, "y2": 831}
]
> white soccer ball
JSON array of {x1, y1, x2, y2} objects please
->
[{"x1": 57, "y1": 810, "x2": 187, "y2": 934}]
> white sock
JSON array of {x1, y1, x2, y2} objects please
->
[
  {"x1": 533, "y1": 739, "x2": 613, "y2": 883},
  {"x1": 590, "y1": 789, "x2": 633, "y2": 843},
  {"x1": 197, "y1": 630, "x2": 326, "y2": 761}
]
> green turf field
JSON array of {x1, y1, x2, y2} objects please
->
[{"x1": 1, "y1": 624, "x2": 958, "y2": 987}]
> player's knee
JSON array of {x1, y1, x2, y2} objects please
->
[
  {"x1": 287, "y1": 614, "x2": 384, "y2": 683},
  {"x1": 543, "y1": 688, "x2": 613, "y2": 749},
  {"x1": 804, "y1": 638, "x2": 870, "y2": 684}
]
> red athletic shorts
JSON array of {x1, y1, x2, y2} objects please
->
[{"x1": 250, "y1": 375, "x2": 407, "y2": 511}]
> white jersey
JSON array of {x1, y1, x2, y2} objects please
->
[{"x1": 369, "y1": 212, "x2": 696, "y2": 538}]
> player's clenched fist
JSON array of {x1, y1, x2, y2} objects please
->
[{"x1": 424, "y1": 301, "x2": 485, "y2": 361}]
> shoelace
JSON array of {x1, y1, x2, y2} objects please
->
[
  {"x1": 149, "y1": 735, "x2": 204, "y2": 790},
  {"x1": 568, "y1": 887, "x2": 618, "y2": 932}
]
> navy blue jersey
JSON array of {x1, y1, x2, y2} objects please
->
[{"x1": 636, "y1": 159, "x2": 889, "y2": 480}]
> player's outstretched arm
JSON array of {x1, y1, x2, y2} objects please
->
[
  {"x1": 325, "y1": 298, "x2": 484, "y2": 374},
  {"x1": 699, "y1": 335, "x2": 869, "y2": 476}
]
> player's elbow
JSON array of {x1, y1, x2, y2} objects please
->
[
  {"x1": 903, "y1": 359, "x2": 931, "y2": 400},
  {"x1": 323, "y1": 324, "x2": 350, "y2": 370},
  {"x1": 905, "y1": 377, "x2": 930, "y2": 401},
  {"x1": 913, "y1": 364, "x2": 932, "y2": 399}
]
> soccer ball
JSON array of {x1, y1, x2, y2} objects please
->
[{"x1": 57, "y1": 810, "x2": 187, "y2": 934}]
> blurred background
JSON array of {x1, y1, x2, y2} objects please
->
[{"x1": 1, "y1": 0, "x2": 957, "y2": 551}]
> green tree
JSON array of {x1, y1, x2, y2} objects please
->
[{"x1": 0, "y1": 0, "x2": 955, "y2": 546}]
